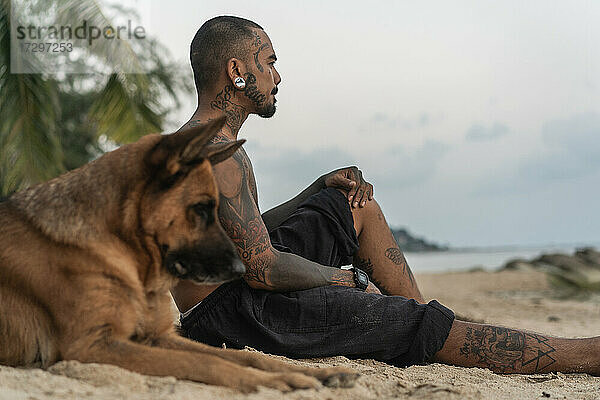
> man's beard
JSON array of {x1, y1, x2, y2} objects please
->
[
  {"x1": 243, "y1": 73, "x2": 278, "y2": 118},
  {"x1": 258, "y1": 99, "x2": 276, "y2": 118}
]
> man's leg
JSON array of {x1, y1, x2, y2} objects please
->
[
  {"x1": 180, "y1": 278, "x2": 455, "y2": 368},
  {"x1": 347, "y1": 196, "x2": 600, "y2": 375},
  {"x1": 434, "y1": 320, "x2": 600, "y2": 375},
  {"x1": 348, "y1": 196, "x2": 424, "y2": 302}
]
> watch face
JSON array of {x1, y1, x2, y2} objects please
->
[
  {"x1": 358, "y1": 272, "x2": 368, "y2": 286},
  {"x1": 356, "y1": 269, "x2": 369, "y2": 286}
]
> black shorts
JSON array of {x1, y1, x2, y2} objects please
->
[{"x1": 180, "y1": 187, "x2": 455, "y2": 367}]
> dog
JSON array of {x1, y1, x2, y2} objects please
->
[{"x1": 0, "y1": 117, "x2": 357, "y2": 392}]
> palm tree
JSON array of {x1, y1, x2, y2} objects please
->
[
  {"x1": 0, "y1": 0, "x2": 64, "y2": 193},
  {"x1": 0, "y1": 0, "x2": 193, "y2": 195}
]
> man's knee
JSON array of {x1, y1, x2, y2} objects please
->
[
  {"x1": 350, "y1": 197, "x2": 385, "y2": 235},
  {"x1": 326, "y1": 187, "x2": 385, "y2": 234}
]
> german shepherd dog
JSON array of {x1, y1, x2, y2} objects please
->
[{"x1": 0, "y1": 118, "x2": 357, "y2": 392}]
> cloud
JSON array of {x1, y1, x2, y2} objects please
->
[
  {"x1": 465, "y1": 122, "x2": 509, "y2": 142},
  {"x1": 246, "y1": 139, "x2": 450, "y2": 211},
  {"x1": 374, "y1": 140, "x2": 450, "y2": 187},
  {"x1": 357, "y1": 112, "x2": 440, "y2": 134},
  {"x1": 519, "y1": 113, "x2": 600, "y2": 181},
  {"x1": 471, "y1": 113, "x2": 600, "y2": 196}
]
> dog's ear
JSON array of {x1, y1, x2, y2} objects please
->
[
  {"x1": 179, "y1": 117, "x2": 228, "y2": 164},
  {"x1": 203, "y1": 139, "x2": 246, "y2": 165},
  {"x1": 148, "y1": 117, "x2": 227, "y2": 174}
]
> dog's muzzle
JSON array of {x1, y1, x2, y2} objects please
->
[{"x1": 164, "y1": 249, "x2": 246, "y2": 284}]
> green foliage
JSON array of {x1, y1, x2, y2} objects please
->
[
  {"x1": 0, "y1": 0, "x2": 64, "y2": 193},
  {"x1": 0, "y1": 0, "x2": 194, "y2": 195}
]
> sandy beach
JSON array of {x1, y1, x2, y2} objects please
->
[{"x1": 2, "y1": 269, "x2": 599, "y2": 400}]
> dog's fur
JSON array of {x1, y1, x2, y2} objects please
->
[{"x1": 0, "y1": 118, "x2": 356, "y2": 392}]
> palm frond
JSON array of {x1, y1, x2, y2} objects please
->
[
  {"x1": 87, "y1": 73, "x2": 160, "y2": 143},
  {"x1": 0, "y1": 0, "x2": 64, "y2": 195},
  {"x1": 54, "y1": 0, "x2": 145, "y2": 79},
  {"x1": 88, "y1": 38, "x2": 194, "y2": 143},
  {"x1": 1, "y1": 0, "x2": 192, "y2": 194}
]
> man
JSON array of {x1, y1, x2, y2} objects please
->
[{"x1": 172, "y1": 16, "x2": 600, "y2": 374}]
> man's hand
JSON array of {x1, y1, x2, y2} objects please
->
[
  {"x1": 322, "y1": 166, "x2": 374, "y2": 208},
  {"x1": 365, "y1": 281, "x2": 382, "y2": 295}
]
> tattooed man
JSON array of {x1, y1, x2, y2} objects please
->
[{"x1": 172, "y1": 16, "x2": 600, "y2": 374}]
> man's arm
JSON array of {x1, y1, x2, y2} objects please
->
[
  {"x1": 261, "y1": 166, "x2": 375, "y2": 232},
  {"x1": 214, "y1": 150, "x2": 360, "y2": 292}
]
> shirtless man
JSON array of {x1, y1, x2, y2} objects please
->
[{"x1": 172, "y1": 16, "x2": 600, "y2": 374}]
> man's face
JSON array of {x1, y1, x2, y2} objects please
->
[{"x1": 244, "y1": 30, "x2": 281, "y2": 118}]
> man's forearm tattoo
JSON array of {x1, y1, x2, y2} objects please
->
[
  {"x1": 210, "y1": 84, "x2": 247, "y2": 135},
  {"x1": 354, "y1": 256, "x2": 390, "y2": 294},
  {"x1": 384, "y1": 247, "x2": 416, "y2": 286},
  {"x1": 330, "y1": 269, "x2": 354, "y2": 287},
  {"x1": 242, "y1": 254, "x2": 272, "y2": 287},
  {"x1": 460, "y1": 326, "x2": 557, "y2": 373},
  {"x1": 218, "y1": 214, "x2": 270, "y2": 261}
]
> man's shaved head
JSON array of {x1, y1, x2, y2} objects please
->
[{"x1": 190, "y1": 16, "x2": 263, "y2": 93}]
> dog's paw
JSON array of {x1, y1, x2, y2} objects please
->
[
  {"x1": 322, "y1": 371, "x2": 360, "y2": 388},
  {"x1": 258, "y1": 371, "x2": 322, "y2": 392},
  {"x1": 301, "y1": 366, "x2": 360, "y2": 388}
]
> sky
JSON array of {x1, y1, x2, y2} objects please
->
[{"x1": 129, "y1": 0, "x2": 599, "y2": 247}]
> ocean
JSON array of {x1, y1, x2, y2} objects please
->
[{"x1": 404, "y1": 243, "x2": 600, "y2": 273}]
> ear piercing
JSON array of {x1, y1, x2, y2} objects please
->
[{"x1": 234, "y1": 77, "x2": 246, "y2": 89}]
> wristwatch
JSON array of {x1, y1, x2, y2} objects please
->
[{"x1": 350, "y1": 267, "x2": 369, "y2": 291}]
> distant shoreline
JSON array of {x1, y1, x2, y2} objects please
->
[
  {"x1": 404, "y1": 243, "x2": 599, "y2": 273},
  {"x1": 408, "y1": 242, "x2": 600, "y2": 254}
]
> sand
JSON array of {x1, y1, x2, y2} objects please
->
[{"x1": 2, "y1": 269, "x2": 599, "y2": 400}]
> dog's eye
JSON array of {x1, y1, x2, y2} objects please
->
[
  {"x1": 191, "y1": 200, "x2": 215, "y2": 222},
  {"x1": 193, "y1": 205, "x2": 208, "y2": 220}
]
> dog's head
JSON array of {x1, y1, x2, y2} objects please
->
[{"x1": 141, "y1": 117, "x2": 246, "y2": 284}]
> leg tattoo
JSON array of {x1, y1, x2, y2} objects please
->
[
  {"x1": 460, "y1": 326, "x2": 557, "y2": 373},
  {"x1": 384, "y1": 247, "x2": 416, "y2": 287}
]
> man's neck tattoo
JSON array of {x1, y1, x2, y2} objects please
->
[{"x1": 209, "y1": 84, "x2": 248, "y2": 135}]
